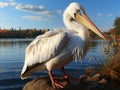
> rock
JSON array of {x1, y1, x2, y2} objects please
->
[
  {"x1": 98, "y1": 78, "x2": 107, "y2": 84},
  {"x1": 84, "y1": 67, "x2": 94, "y2": 75},
  {"x1": 22, "y1": 75, "x2": 119, "y2": 90},
  {"x1": 23, "y1": 76, "x2": 84, "y2": 90},
  {"x1": 79, "y1": 74, "x2": 87, "y2": 80},
  {"x1": 23, "y1": 77, "x2": 57, "y2": 90},
  {"x1": 85, "y1": 73, "x2": 100, "y2": 82}
]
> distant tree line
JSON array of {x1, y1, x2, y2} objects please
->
[
  {"x1": 0, "y1": 28, "x2": 48, "y2": 38},
  {"x1": 0, "y1": 28, "x2": 104, "y2": 39}
]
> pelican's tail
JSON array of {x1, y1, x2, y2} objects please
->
[
  {"x1": 21, "y1": 63, "x2": 41, "y2": 80},
  {"x1": 21, "y1": 63, "x2": 29, "y2": 80},
  {"x1": 21, "y1": 64, "x2": 34, "y2": 80}
]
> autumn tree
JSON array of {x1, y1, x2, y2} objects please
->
[{"x1": 0, "y1": 29, "x2": 47, "y2": 38}]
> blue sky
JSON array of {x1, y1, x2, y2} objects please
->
[{"x1": 0, "y1": 0, "x2": 120, "y2": 31}]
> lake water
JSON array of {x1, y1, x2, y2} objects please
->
[{"x1": 0, "y1": 38, "x2": 105, "y2": 90}]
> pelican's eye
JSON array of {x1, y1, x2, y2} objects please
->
[{"x1": 79, "y1": 10, "x2": 83, "y2": 15}]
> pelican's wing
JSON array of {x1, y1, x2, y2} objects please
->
[{"x1": 25, "y1": 31, "x2": 69, "y2": 66}]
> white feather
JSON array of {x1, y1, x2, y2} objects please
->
[{"x1": 25, "y1": 30, "x2": 69, "y2": 66}]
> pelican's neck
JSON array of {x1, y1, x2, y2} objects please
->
[{"x1": 63, "y1": 10, "x2": 89, "y2": 40}]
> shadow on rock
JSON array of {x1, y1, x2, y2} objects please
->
[
  {"x1": 23, "y1": 76, "x2": 87, "y2": 90},
  {"x1": 23, "y1": 76, "x2": 120, "y2": 90}
]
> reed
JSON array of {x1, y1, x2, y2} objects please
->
[{"x1": 95, "y1": 46, "x2": 120, "y2": 80}]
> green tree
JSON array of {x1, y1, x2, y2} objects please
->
[
  {"x1": 113, "y1": 17, "x2": 120, "y2": 35},
  {"x1": 108, "y1": 17, "x2": 120, "y2": 35},
  {"x1": 114, "y1": 17, "x2": 120, "y2": 30}
]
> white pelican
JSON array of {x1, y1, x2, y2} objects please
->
[{"x1": 21, "y1": 2, "x2": 106, "y2": 88}]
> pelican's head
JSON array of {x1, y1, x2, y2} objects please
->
[{"x1": 63, "y1": 2, "x2": 106, "y2": 40}]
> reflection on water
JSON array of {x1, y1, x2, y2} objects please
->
[{"x1": 0, "y1": 38, "x2": 104, "y2": 90}]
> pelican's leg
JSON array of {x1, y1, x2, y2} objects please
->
[
  {"x1": 61, "y1": 67, "x2": 69, "y2": 79},
  {"x1": 61, "y1": 67, "x2": 80, "y2": 86},
  {"x1": 48, "y1": 70, "x2": 67, "y2": 88}
]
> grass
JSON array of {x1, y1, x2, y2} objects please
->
[
  {"x1": 97, "y1": 53, "x2": 120, "y2": 80},
  {"x1": 94, "y1": 38, "x2": 120, "y2": 80}
]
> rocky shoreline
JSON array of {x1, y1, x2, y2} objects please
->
[{"x1": 23, "y1": 74, "x2": 120, "y2": 90}]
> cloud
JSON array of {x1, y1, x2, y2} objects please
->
[
  {"x1": 22, "y1": 15, "x2": 48, "y2": 21},
  {"x1": 12, "y1": 2, "x2": 53, "y2": 16},
  {"x1": 10, "y1": 1, "x2": 17, "y2": 6},
  {"x1": 107, "y1": 14, "x2": 113, "y2": 17},
  {"x1": 0, "y1": 1, "x2": 53, "y2": 16},
  {"x1": 97, "y1": 13, "x2": 113, "y2": 17},
  {"x1": 97, "y1": 13, "x2": 104, "y2": 16},
  {"x1": 0, "y1": 2, "x2": 8, "y2": 8},
  {"x1": 56, "y1": 10, "x2": 62, "y2": 14}
]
